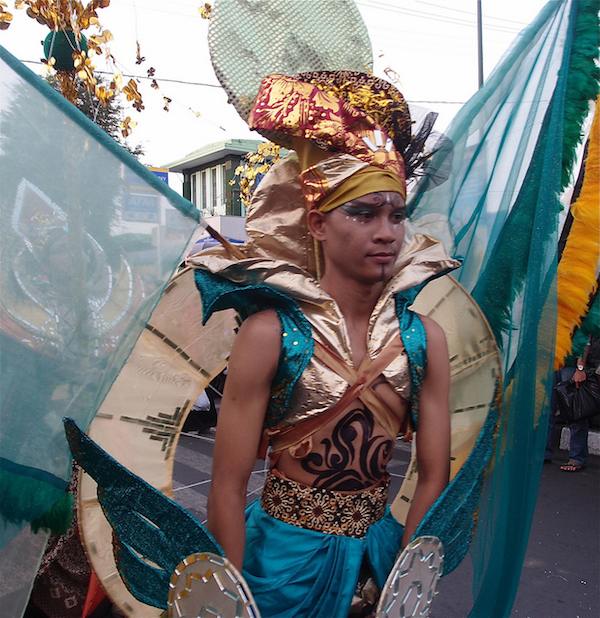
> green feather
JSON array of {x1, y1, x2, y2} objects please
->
[
  {"x1": 31, "y1": 492, "x2": 74, "y2": 535},
  {"x1": 565, "y1": 288, "x2": 600, "y2": 364},
  {"x1": 0, "y1": 466, "x2": 73, "y2": 534},
  {"x1": 561, "y1": 0, "x2": 600, "y2": 190}
]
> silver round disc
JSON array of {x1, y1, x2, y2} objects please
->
[
  {"x1": 376, "y1": 536, "x2": 444, "y2": 618},
  {"x1": 168, "y1": 552, "x2": 260, "y2": 618}
]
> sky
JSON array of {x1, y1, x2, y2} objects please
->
[{"x1": 0, "y1": 0, "x2": 549, "y2": 169}]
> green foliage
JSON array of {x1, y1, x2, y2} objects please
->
[{"x1": 47, "y1": 75, "x2": 143, "y2": 158}]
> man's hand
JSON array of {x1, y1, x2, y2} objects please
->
[{"x1": 573, "y1": 368, "x2": 587, "y2": 388}]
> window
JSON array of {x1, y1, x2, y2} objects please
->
[
  {"x1": 211, "y1": 167, "x2": 217, "y2": 214},
  {"x1": 190, "y1": 173, "x2": 197, "y2": 207},
  {"x1": 222, "y1": 164, "x2": 228, "y2": 214},
  {"x1": 201, "y1": 171, "x2": 207, "y2": 212}
]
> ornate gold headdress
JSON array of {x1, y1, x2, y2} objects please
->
[{"x1": 248, "y1": 71, "x2": 410, "y2": 209}]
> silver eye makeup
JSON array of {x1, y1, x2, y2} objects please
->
[{"x1": 341, "y1": 204, "x2": 407, "y2": 224}]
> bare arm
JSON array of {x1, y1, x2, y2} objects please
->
[
  {"x1": 574, "y1": 337, "x2": 591, "y2": 385},
  {"x1": 402, "y1": 315, "x2": 451, "y2": 547},
  {"x1": 207, "y1": 309, "x2": 281, "y2": 569}
]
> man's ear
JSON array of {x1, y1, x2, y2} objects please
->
[{"x1": 306, "y1": 209, "x2": 327, "y2": 241}]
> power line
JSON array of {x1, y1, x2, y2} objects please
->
[
  {"x1": 418, "y1": 1, "x2": 527, "y2": 26},
  {"x1": 358, "y1": 0, "x2": 520, "y2": 34},
  {"x1": 19, "y1": 59, "x2": 222, "y2": 88},
  {"x1": 18, "y1": 60, "x2": 466, "y2": 105}
]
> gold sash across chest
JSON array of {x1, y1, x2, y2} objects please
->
[{"x1": 259, "y1": 333, "x2": 408, "y2": 459}]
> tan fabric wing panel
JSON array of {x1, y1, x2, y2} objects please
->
[
  {"x1": 391, "y1": 275, "x2": 501, "y2": 524},
  {"x1": 78, "y1": 268, "x2": 238, "y2": 617}
]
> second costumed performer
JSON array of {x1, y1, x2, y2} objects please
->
[{"x1": 187, "y1": 70, "x2": 461, "y2": 617}]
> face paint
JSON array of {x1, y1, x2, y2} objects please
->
[
  {"x1": 319, "y1": 192, "x2": 407, "y2": 286},
  {"x1": 340, "y1": 192, "x2": 407, "y2": 226}
]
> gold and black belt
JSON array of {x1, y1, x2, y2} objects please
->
[{"x1": 261, "y1": 470, "x2": 389, "y2": 538}]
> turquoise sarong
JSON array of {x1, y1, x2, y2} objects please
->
[{"x1": 243, "y1": 500, "x2": 404, "y2": 618}]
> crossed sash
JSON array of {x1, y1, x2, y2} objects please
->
[{"x1": 259, "y1": 334, "x2": 409, "y2": 461}]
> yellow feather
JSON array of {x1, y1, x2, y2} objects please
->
[{"x1": 555, "y1": 98, "x2": 600, "y2": 367}]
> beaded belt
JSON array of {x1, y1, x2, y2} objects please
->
[{"x1": 261, "y1": 471, "x2": 389, "y2": 538}]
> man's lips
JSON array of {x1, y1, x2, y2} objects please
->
[{"x1": 367, "y1": 252, "x2": 396, "y2": 264}]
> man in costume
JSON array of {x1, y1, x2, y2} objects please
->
[{"x1": 188, "y1": 71, "x2": 461, "y2": 617}]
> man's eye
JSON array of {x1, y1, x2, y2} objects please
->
[
  {"x1": 391, "y1": 211, "x2": 407, "y2": 223},
  {"x1": 343, "y1": 206, "x2": 375, "y2": 220},
  {"x1": 356, "y1": 210, "x2": 375, "y2": 219}
]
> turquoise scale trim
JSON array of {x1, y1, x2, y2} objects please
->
[
  {"x1": 194, "y1": 270, "x2": 313, "y2": 426},
  {"x1": 394, "y1": 290, "x2": 427, "y2": 428},
  {"x1": 270, "y1": 308, "x2": 314, "y2": 425},
  {"x1": 413, "y1": 398, "x2": 499, "y2": 575},
  {"x1": 393, "y1": 265, "x2": 460, "y2": 427}
]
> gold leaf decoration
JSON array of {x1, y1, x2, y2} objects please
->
[
  {"x1": 123, "y1": 78, "x2": 144, "y2": 112},
  {"x1": 198, "y1": 2, "x2": 212, "y2": 19},
  {"x1": 232, "y1": 142, "x2": 281, "y2": 207},
  {"x1": 0, "y1": 1, "x2": 13, "y2": 30},
  {"x1": 120, "y1": 115, "x2": 136, "y2": 137},
  {"x1": 135, "y1": 40, "x2": 145, "y2": 65}
]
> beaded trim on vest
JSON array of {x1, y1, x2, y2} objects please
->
[{"x1": 261, "y1": 470, "x2": 389, "y2": 538}]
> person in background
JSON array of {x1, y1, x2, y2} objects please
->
[{"x1": 559, "y1": 335, "x2": 600, "y2": 472}]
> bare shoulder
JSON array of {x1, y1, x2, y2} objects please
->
[
  {"x1": 232, "y1": 309, "x2": 281, "y2": 373},
  {"x1": 417, "y1": 315, "x2": 450, "y2": 398},
  {"x1": 239, "y1": 308, "x2": 281, "y2": 341},
  {"x1": 418, "y1": 314, "x2": 448, "y2": 358}
]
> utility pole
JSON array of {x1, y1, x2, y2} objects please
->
[{"x1": 477, "y1": 0, "x2": 484, "y2": 88}]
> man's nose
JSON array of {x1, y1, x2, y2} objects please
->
[{"x1": 373, "y1": 217, "x2": 397, "y2": 242}]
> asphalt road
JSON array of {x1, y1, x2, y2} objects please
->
[{"x1": 173, "y1": 429, "x2": 600, "y2": 618}]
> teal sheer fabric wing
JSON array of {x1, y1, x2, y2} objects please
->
[
  {"x1": 64, "y1": 418, "x2": 222, "y2": 609},
  {"x1": 406, "y1": 1, "x2": 598, "y2": 615},
  {"x1": 469, "y1": 28, "x2": 570, "y2": 615},
  {"x1": 0, "y1": 45, "x2": 198, "y2": 615},
  {"x1": 409, "y1": 1, "x2": 572, "y2": 299},
  {"x1": 0, "y1": 44, "x2": 197, "y2": 527}
]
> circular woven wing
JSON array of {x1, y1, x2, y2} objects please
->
[
  {"x1": 208, "y1": 0, "x2": 373, "y2": 123},
  {"x1": 78, "y1": 268, "x2": 238, "y2": 616},
  {"x1": 391, "y1": 275, "x2": 502, "y2": 523}
]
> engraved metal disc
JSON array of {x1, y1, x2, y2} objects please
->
[
  {"x1": 168, "y1": 552, "x2": 260, "y2": 618},
  {"x1": 376, "y1": 536, "x2": 444, "y2": 618}
]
